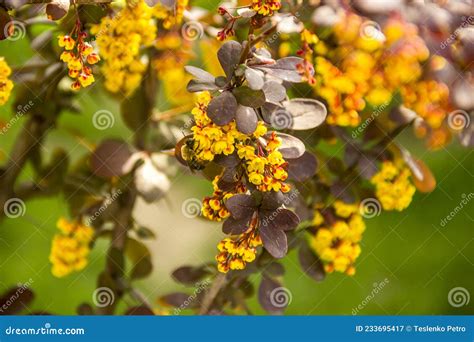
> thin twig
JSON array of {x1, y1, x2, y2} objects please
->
[{"x1": 199, "y1": 273, "x2": 227, "y2": 315}]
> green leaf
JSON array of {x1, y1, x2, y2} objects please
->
[{"x1": 232, "y1": 86, "x2": 266, "y2": 108}]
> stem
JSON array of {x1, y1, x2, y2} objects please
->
[
  {"x1": 0, "y1": 115, "x2": 54, "y2": 218},
  {"x1": 199, "y1": 273, "x2": 227, "y2": 315},
  {"x1": 97, "y1": 186, "x2": 137, "y2": 315}
]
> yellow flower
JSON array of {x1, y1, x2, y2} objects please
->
[
  {"x1": 58, "y1": 35, "x2": 75, "y2": 50},
  {"x1": 216, "y1": 232, "x2": 262, "y2": 273},
  {"x1": 251, "y1": 0, "x2": 281, "y2": 16},
  {"x1": 371, "y1": 161, "x2": 416, "y2": 211},
  {"x1": 310, "y1": 202, "x2": 366, "y2": 275},
  {"x1": 0, "y1": 57, "x2": 13, "y2": 105},
  {"x1": 50, "y1": 218, "x2": 94, "y2": 278},
  {"x1": 92, "y1": 0, "x2": 156, "y2": 95}
]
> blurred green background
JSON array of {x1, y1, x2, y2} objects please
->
[{"x1": 1, "y1": 22, "x2": 473, "y2": 316}]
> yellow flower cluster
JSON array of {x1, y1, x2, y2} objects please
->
[
  {"x1": 371, "y1": 161, "x2": 416, "y2": 211},
  {"x1": 91, "y1": 0, "x2": 156, "y2": 96},
  {"x1": 216, "y1": 232, "x2": 262, "y2": 273},
  {"x1": 310, "y1": 201, "x2": 366, "y2": 275},
  {"x1": 251, "y1": 0, "x2": 281, "y2": 16},
  {"x1": 202, "y1": 175, "x2": 246, "y2": 221},
  {"x1": 401, "y1": 80, "x2": 451, "y2": 149},
  {"x1": 153, "y1": 0, "x2": 188, "y2": 29},
  {"x1": 49, "y1": 218, "x2": 94, "y2": 278},
  {"x1": 190, "y1": 92, "x2": 290, "y2": 193},
  {"x1": 303, "y1": 14, "x2": 440, "y2": 128},
  {"x1": 58, "y1": 34, "x2": 100, "y2": 90},
  {"x1": 0, "y1": 57, "x2": 13, "y2": 105},
  {"x1": 153, "y1": 34, "x2": 193, "y2": 105},
  {"x1": 190, "y1": 92, "x2": 259, "y2": 161},
  {"x1": 237, "y1": 132, "x2": 290, "y2": 193}
]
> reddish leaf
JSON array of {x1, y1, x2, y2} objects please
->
[
  {"x1": 207, "y1": 91, "x2": 238, "y2": 126},
  {"x1": 259, "y1": 224, "x2": 288, "y2": 258},
  {"x1": 298, "y1": 242, "x2": 326, "y2": 282},
  {"x1": 235, "y1": 105, "x2": 258, "y2": 134},
  {"x1": 225, "y1": 194, "x2": 256, "y2": 219},
  {"x1": 0, "y1": 286, "x2": 34, "y2": 315},
  {"x1": 90, "y1": 140, "x2": 135, "y2": 178}
]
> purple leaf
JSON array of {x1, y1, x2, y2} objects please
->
[
  {"x1": 225, "y1": 194, "x2": 256, "y2": 219},
  {"x1": 256, "y1": 57, "x2": 304, "y2": 83},
  {"x1": 258, "y1": 276, "x2": 286, "y2": 314},
  {"x1": 281, "y1": 98, "x2": 327, "y2": 130},
  {"x1": 262, "y1": 81, "x2": 287, "y2": 102},
  {"x1": 235, "y1": 105, "x2": 258, "y2": 134},
  {"x1": 218, "y1": 41, "x2": 243, "y2": 79},
  {"x1": 90, "y1": 140, "x2": 135, "y2": 178},
  {"x1": 260, "y1": 208, "x2": 300, "y2": 231},
  {"x1": 184, "y1": 65, "x2": 215, "y2": 83},
  {"x1": 245, "y1": 67, "x2": 265, "y2": 90},
  {"x1": 298, "y1": 242, "x2": 326, "y2": 282},
  {"x1": 267, "y1": 132, "x2": 305, "y2": 159},
  {"x1": 222, "y1": 216, "x2": 251, "y2": 235},
  {"x1": 207, "y1": 91, "x2": 238, "y2": 126},
  {"x1": 259, "y1": 224, "x2": 288, "y2": 258},
  {"x1": 287, "y1": 151, "x2": 318, "y2": 182}
]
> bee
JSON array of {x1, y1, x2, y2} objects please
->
[{"x1": 179, "y1": 137, "x2": 206, "y2": 171}]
